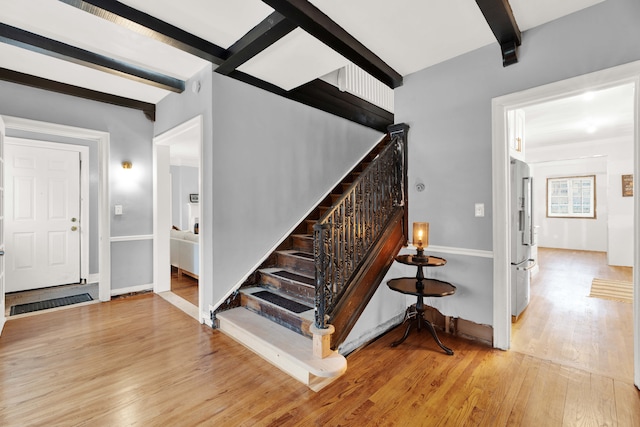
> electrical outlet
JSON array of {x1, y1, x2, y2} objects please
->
[{"x1": 475, "y1": 203, "x2": 485, "y2": 217}]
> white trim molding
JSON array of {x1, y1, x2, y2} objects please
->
[
  {"x1": 110, "y1": 234, "x2": 153, "y2": 242},
  {"x1": 404, "y1": 245, "x2": 493, "y2": 259}
]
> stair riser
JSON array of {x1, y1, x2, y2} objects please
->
[
  {"x1": 241, "y1": 293, "x2": 312, "y2": 338},
  {"x1": 276, "y1": 253, "x2": 314, "y2": 276},
  {"x1": 259, "y1": 273, "x2": 314, "y2": 305},
  {"x1": 291, "y1": 235, "x2": 314, "y2": 252},
  {"x1": 305, "y1": 220, "x2": 317, "y2": 234}
]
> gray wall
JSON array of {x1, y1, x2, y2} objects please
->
[
  {"x1": 170, "y1": 165, "x2": 199, "y2": 230},
  {"x1": 392, "y1": 0, "x2": 640, "y2": 326},
  {"x1": 210, "y1": 72, "x2": 383, "y2": 308},
  {"x1": 0, "y1": 80, "x2": 155, "y2": 291}
]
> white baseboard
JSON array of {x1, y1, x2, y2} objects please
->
[
  {"x1": 202, "y1": 313, "x2": 213, "y2": 327},
  {"x1": 111, "y1": 284, "x2": 152, "y2": 296}
]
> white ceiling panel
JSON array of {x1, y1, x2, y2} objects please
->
[
  {"x1": 311, "y1": 0, "x2": 608, "y2": 76},
  {"x1": 0, "y1": 42, "x2": 171, "y2": 104},
  {"x1": 510, "y1": 0, "x2": 605, "y2": 31},
  {"x1": 119, "y1": 0, "x2": 274, "y2": 49},
  {"x1": 310, "y1": 0, "x2": 496, "y2": 76},
  {"x1": 237, "y1": 28, "x2": 349, "y2": 91},
  {"x1": 522, "y1": 83, "x2": 634, "y2": 148}
]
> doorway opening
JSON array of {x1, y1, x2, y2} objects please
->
[
  {"x1": 153, "y1": 116, "x2": 203, "y2": 322},
  {"x1": 0, "y1": 115, "x2": 111, "y2": 326},
  {"x1": 492, "y1": 61, "x2": 640, "y2": 387}
]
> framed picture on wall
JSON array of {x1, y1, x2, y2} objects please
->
[{"x1": 189, "y1": 193, "x2": 199, "y2": 203}]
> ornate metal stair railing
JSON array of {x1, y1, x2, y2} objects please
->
[{"x1": 314, "y1": 128, "x2": 408, "y2": 329}]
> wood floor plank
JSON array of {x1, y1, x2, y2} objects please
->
[
  {"x1": 171, "y1": 268, "x2": 199, "y2": 306},
  {"x1": 614, "y1": 379, "x2": 640, "y2": 426},
  {"x1": 519, "y1": 360, "x2": 568, "y2": 427},
  {"x1": 505, "y1": 355, "x2": 543, "y2": 426}
]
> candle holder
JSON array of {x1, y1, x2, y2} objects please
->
[{"x1": 412, "y1": 222, "x2": 429, "y2": 261}]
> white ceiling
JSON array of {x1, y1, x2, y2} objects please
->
[
  {"x1": 522, "y1": 83, "x2": 635, "y2": 149},
  {"x1": 0, "y1": 0, "x2": 611, "y2": 160}
]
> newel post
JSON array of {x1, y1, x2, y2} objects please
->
[
  {"x1": 310, "y1": 323, "x2": 335, "y2": 359},
  {"x1": 313, "y1": 222, "x2": 334, "y2": 358}
]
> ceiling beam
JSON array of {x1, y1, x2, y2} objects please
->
[
  {"x1": 475, "y1": 0, "x2": 522, "y2": 66},
  {"x1": 229, "y1": 71, "x2": 393, "y2": 132},
  {"x1": 262, "y1": 0, "x2": 402, "y2": 89},
  {"x1": 0, "y1": 23, "x2": 184, "y2": 93},
  {"x1": 59, "y1": 0, "x2": 228, "y2": 65},
  {"x1": 216, "y1": 12, "x2": 297, "y2": 76},
  {"x1": 0, "y1": 67, "x2": 156, "y2": 120}
]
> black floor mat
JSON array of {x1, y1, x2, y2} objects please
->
[
  {"x1": 10, "y1": 293, "x2": 93, "y2": 315},
  {"x1": 272, "y1": 270, "x2": 314, "y2": 286},
  {"x1": 252, "y1": 290, "x2": 311, "y2": 314}
]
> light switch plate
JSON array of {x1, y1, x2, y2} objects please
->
[
  {"x1": 475, "y1": 203, "x2": 484, "y2": 217},
  {"x1": 115, "y1": 204, "x2": 123, "y2": 215}
]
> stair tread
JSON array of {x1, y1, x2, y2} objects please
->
[
  {"x1": 250, "y1": 289, "x2": 312, "y2": 314},
  {"x1": 276, "y1": 249, "x2": 314, "y2": 260},
  {"x1": 243, "y1": 286, "x2": 313, "y2": 314},
  {"x1": 217, "y1": 308, "x2": 347, "y2": 387},
  {"x1": 260, "y1": 268, "x2": 314, "y2": 287}
]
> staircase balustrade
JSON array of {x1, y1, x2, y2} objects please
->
[{"x1": 314, "y1": 127, "x2": 408, "y2": 329}]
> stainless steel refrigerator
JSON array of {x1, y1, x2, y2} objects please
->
[{"x1": 510, "y1": 159, "x2": 535, "y2": 319}]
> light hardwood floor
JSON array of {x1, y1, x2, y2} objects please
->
[
  {"x1": 171, "y1": 267, "x2": 198, "y2": 306},
  {"x1": 512, "y1": 248, "x2": 634, "y2": 382},
  {"x1": 0, "y1": 248, "x2": 638, "y2": 426}
]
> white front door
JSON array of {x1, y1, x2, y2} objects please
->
[{"x1": 5, "y1": 141, "x2": 81, "y2": 292}]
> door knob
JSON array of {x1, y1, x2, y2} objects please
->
[
  {"x1": 71, "y1": 226, "x2": 78, "y2": 231},
  {"x1": 71, "y1": 218, "x2": 78, "y2": 222}
]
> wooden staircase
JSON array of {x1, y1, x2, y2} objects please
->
[{"x1": 216, "y1": 137, "x2": 396, "y2": 390}]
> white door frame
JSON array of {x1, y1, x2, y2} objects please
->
[
  {"x1": 6, "y1": 138, "x2": 90, "y2": 286},
  {"x1": 153, "y1": 115, "x2": 204, "y2": 322},
  {"x1": 1, "y1": 116, "x2": 111, "y2": 302},
  {"x1": 491, "y1": 61, "x2": 640, "y2": 387},
  {"x1": 0, "y1": 116, "x2": 5, "y2": 334}
]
